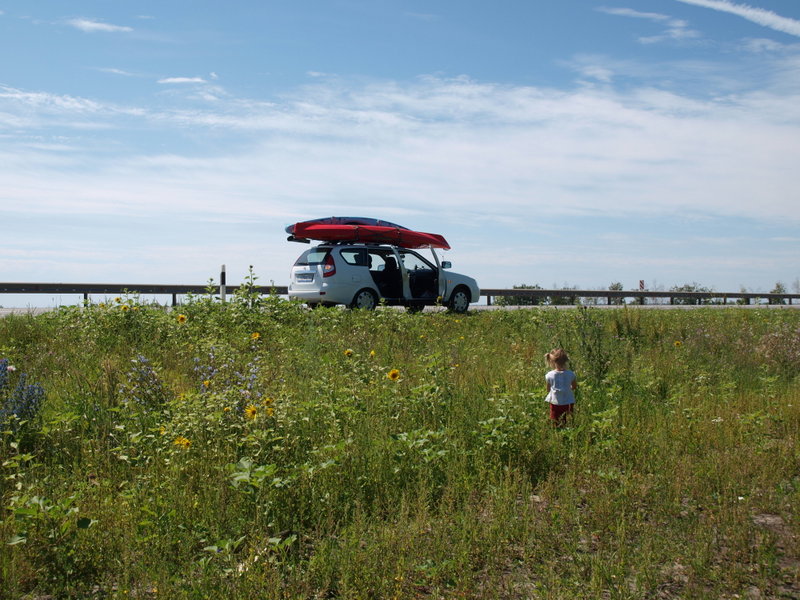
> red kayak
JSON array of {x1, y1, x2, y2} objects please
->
[{"x1": 288, "y1": 220, "x2": 450, "y2": 250}]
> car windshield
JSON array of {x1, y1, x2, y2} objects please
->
[{"x1": 294, "y1": 248, "x2": 331, "y2": 266}]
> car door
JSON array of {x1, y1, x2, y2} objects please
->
[{"x1": 398, "y1": 249, "x2": 439, "y2": 299}]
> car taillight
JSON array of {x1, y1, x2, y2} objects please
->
[{"x1": 322, "y1": 253, "x2": 336, "y2": 277}]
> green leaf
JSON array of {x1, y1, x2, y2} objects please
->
[{"x1": 7, "y1": 535, "x2": 27, "y2": 545}]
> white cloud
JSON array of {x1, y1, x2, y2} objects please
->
[
  {"x1": 742, "y1": 38, "x2": 785, "y2": 52},
  {"x1": 157, "y1": 77, "x2": 208, "y2": 84},
  {"x1": 674, "y1": 0, "x2": 800, "y2": 38},
  {"x1": 598, "y1": 7, "x2": 672, "y2": 22},
  {"x1": 2, "y1": 60, "x2": 800, "y2": 290},
  {"x1": 599, "y1": 6, "x2": 700, "y2": 44},
  {"x1": 97, "y1": 67, "x2": 137, "y2": 77},
  {"x1": 66, "y1": 18, "x2": 133, "y2": 33}
]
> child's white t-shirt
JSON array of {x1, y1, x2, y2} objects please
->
[{"x1": 545, "y1": 369, "x2": 576, "y2": 405}]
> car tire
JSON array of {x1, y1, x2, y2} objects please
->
[
  {"x1": 447, "y1": 287, "x2": 470, "y2": 313},
  {"x1": 350, "y1": 288, "x2": 378, "y2": 310}
]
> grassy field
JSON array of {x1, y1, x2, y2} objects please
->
[{"x1": 1, "y1": 291, "x2": 798, "y2": 599}]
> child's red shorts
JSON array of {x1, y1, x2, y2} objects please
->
[{"x1": 549, "y1": 403, "x2": 574, "y2": 425}]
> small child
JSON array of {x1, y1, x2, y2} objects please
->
[{"x1": 544, "y1": 349, "x2": 577, "y2": 426}]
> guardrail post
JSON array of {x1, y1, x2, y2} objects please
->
[
  {"x1": 220, "y1": 265, "x2": 227, "y2": 303},
  {"x1": 172, "y1": 293, "x2": 177, "y2": 307}
]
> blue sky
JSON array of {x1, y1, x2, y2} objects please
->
[{"x1": 2, "y1": 0, "x2": 799, "y2": 305}]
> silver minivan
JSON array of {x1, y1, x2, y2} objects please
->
[{"x1": 288, "y1": 243, "x2": 480, "y2": 313}]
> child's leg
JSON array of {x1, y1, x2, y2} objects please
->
[{"x1": 549, "y1": 403, "x2": 574, "y2": 427}]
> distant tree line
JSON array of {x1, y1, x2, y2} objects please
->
[{"x1": 494, "y1": 281, "x2": 796, "y2": 306}]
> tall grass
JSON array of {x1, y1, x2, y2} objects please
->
[{"x1": 1, "y1": 297, "x2": 798, "y2": 599}]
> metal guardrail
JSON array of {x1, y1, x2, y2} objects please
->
[
  {"x1": 1, "y1": 282, "x2": 798, "y2": 306},
  {"x1": 0, "y1": 282, "x2": 288, "y2": 306}
]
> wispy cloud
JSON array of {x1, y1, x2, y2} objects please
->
[
  {"x1": 97, "y1": 67, "x2": 137, "y2": 77},
  {"x1": 598, "y1": 7, "x2": 672, "y2": 22},
  {"x1": 674, "y1": 0, "x2": 800, "y2": 38},
  {"x1": 157, "y1": 77, "x2": 208, "y2": 84},
  {"x1": 66, "y1": 18, "x2": 133, "y2": 33},
  {"x1": 599, "y1": 6, "x2": 700, "y2": 44}
]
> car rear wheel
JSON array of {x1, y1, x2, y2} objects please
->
[
  {"x1": 351, "y1": 288, "x2": 378, "y2": 310},
  {"x1": 447, "y1": 287, "x2": 470, "y2": 313}
]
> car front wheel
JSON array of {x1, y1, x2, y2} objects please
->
[
  {"x1": 351, "y1": 289, "x2": 378, "y2": 310},
  {"x1": 447, "y1": 287, "x2": 470, "y2": 313}
]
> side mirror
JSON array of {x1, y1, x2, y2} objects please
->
[{"x1": 441, "y1": 261, "x2": 452, "y2": 269}]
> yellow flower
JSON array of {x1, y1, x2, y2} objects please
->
[
  {"x1": 159, "y1": 426, "x2": 166, "y2": 435},
  {"x1": 176, "y1": 314, "x2": 188, "y2": 324},
  {"x1": 344, "y1": 348, "x2": 354, "y2": 357},
  {"x1": 387, "y1": 369, "x2": 401, "y2": 381},
  {"x1": 265, "y1": 406, "x2": 275, "y2": 417},
  {"x1": 223, "y1": 406, "x2": 231, "y2": 412},
  {"x1": 263, "y1": 397, "x2": 274, "y2": 406},
  {"x1": 202, "y1": 379, "x2": 211, "y2": 388},
  {"x1": 244, "y1": 405, "x2": 257, "y2": 419},
  {"x1": 251, "y1": 332, "x2": 261, "y2": 341},
  {"x1": 674, "y1": 340, "x2": 683, "y2": 347},
  {"x1": 98, "y1": 303, "x2": 106, "y2": 308},
  {"x1": 173, "y1": 436, "x2": 191, "y2": 449},
  {"x1": 370, "y1": 350, "x2": 376, "y2": 358},
  {"x1": 132, "y1": 306, "x2": 140, "y2": 311},
  {"x1": 114, "y1": 297, "x2": 122, "y2": 303},
  {"x1": 121, "y1": 304, "x2": 130, "y2": 312}
]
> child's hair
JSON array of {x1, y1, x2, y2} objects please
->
[{"x1": 545, "y1": 348, "x2": 569, "y2": 369}]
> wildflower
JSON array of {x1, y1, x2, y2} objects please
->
[
  {"x1": 223, "y1": 406, "x2": 231, "y2": 412},
  {"x1": 176, "y1": 314, "x2": 188, "y2": 324},
  {"x1": 265, "y1": 406, "x2": 275, "y2": 417},
  {"x1": 159, "y1": 426, "x2": 166, "y2": 435},
  {"x1": 387, "y1": 369, "x2": 401, "y2": 381},
  {"x1": 262, "y1": 397, "x2": 274, "y2": 406},
  {"x1": 7, "y1": 365, "x2": 16, "y2": 373},
  {"x1": 344, "y1": 348, "x2": 354, "y2": 357},
  {"x1": 173, "y1": 436, "x2": 191, "y2": 449},
  {"x1": 674, "y1": 340, "x2": 683, "y2": 347},
  {"x1": 244, "y1": 404, "x2": 257, "y2": 419},
  {"x1": 370, "y1": 350, "x2": 376, "y2": 358},
  {"x1": 251, "y1": 332, "x2": 261, "y2": 341},
  {"x1": 203, "y1": 379, "x2": 211, "y2": 388},
  {"x1": 121, "y1": 304, "x2": 130, "y2": 312},
  {"x1": 98, "y1": 303, "x2": 106, "y2": 308},
  {"x1": 114, "y1": 297, "x2": 122, "y2": 303}
]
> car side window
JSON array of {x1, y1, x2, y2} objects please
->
[
  {"x1": 367, "y1": 251, "x2": 388, "y2": 272},
  {"x1": 399, "y1": 251, "x2": 434, "y2": 271},
  {"x1": 339, "y1": 248, "x2": 368, "y2": 266}
]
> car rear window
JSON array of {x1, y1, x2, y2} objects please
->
[{"x1": 294, "y1": 248, "x2": 331, "y2": 266}]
